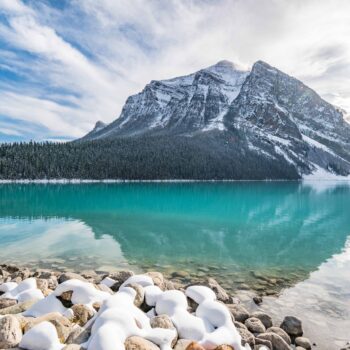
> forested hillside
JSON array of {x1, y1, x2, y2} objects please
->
[{"x1": 0, "y1": 133, "x2": 299, "y2": 180}]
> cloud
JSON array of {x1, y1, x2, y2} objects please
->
[{"x1": 0, "y1": 0, "x2": 349, "y2": 141}]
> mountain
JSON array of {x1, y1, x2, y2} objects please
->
[{"x1": 80, "y1": 60, "x2": 350, "y2": 179}]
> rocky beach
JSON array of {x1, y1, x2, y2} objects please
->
[{"x1": 0, "y1": 263, "x2": 316, "y2": 350}]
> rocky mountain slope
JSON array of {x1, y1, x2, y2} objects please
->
[{"x1": 80, "y1": 60, "x2": 350, "y2": 179}]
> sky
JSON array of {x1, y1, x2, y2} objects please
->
[{"x1": 0, "y1": 0, "x2": 349, "y2": 142}]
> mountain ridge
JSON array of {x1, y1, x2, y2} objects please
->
[{"x1": 79, "y1": 59, "x2": 350, "y2": 179}]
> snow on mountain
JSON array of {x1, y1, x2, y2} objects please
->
[{"x1": 80, "y1": 60, "x2": 350, "y2": 180}]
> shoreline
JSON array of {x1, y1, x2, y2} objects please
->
[
  {"x1": 0, "y1": 263, "x2": 312, "y2": 350},
  {"x1": 1, "y1": 178, "x2": 350, "y2": 184}
]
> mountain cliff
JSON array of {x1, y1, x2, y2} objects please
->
[{"x1": 80, "y1": 60, "x2": 350, "y2": 179}]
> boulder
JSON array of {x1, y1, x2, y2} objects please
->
[
  {"x1": 146, "y1": 272, "x2": 166, "y2": 290},
  {"x1": 71, "y1": 304, "x2": 94, "y2": 326},
  {"x1": 125, "y1": 283, "x2": 145, "y2": 307},
  {"x1": 24, "y1": 312, "x2": 72, "y2": 343},
  {"x1": 0, "y1": 315, "x2": 22, "y2": 348},
  {"x1": 280, "y1": 316, "x2": 303, "y2": 337},
  {"x1": 125, "y1": 336, "x2": 160, "y2": 350},
  {"x1": 0, "y1": 299, "x2": 37, "y2": 315},
  {"x1": 295, "y1": 337, "x2": 311, "y2": 349},
  {"x1": 174, "y1": 339, "x2": 192, "y2": 350},
  {"x1": 245, "y1": 317, "x2": 266, "y2": 334},
  {"x1": 0, "y1": 298, "x2": 17, "y2": 309},
  {"x1": 150, "y1": 315, "x2": 177, "y2": 346},
  {"x1": 227, "y1": 304, "x2": 250, "y2": 322},
  {"x1": 59, "y1": 273, "x2": 87, "y2": 284},
  {"x1": 266, "y1": 327, "x2": 291, "y2": 345},
  {"x1": 109, "y1": 270, "x2": 134, "y2": 291},
  {"x1": 66, "y1": 325, "x2": 90, "y2": 345},
  {"x1": 251, "y1": 312, "x2": 273, "y2": 329},
  {"x1": 255, "y1": 337, "x2": 272, "y2": 350},
  {"x1": 206, "y1": 278, "x2": 232, "y2": 303},
  {"x1": 238, "y1": 327, "x2": 255, "y2": 348},
  {"x1": 185, "y1": 342, "x2": 206, "y2": 350},
  {"x1": 257, "y1": 332, "x2": 291, "y2": 350}
]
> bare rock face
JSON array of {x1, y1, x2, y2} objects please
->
[
  {"x1": 0, "y1": 315, "x2": 22, "y2": 348},
  {"x1": 125, "y1": 336, "x2": 160, "y2": 350},
  {"x1": 280, "y1": 316, "x2": 303, "y2": 337}
]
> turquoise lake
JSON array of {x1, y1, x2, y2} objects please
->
[{"x1": 0, "y1": 182, "x2": 350, "y2": 348}]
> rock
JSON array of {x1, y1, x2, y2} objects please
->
[
  {"x1": 0, "y1": 299, "x2": 37, "y2": 315},
  {"x1": 24, "y1": 312, "x2": 72, "y2": 343},
  {"x1": 109, "y1": 270, "x2": 134, "y2": 291},
  {"x1": 66, "y1": 325, "x2": 90, "y2": 345},
  {"x1": 238, "y1": 327, "x2": 255, "y2": 348},
  {"x1": 251, "y1": 311, "x2": 273, "y2": 329},
  {"x1": 227, "y1": 304, "x2": 250, "y2": 322},
  {"x1": 234, "y1": 321, "x2": 248, "y2": 330},
  {"x1": 63, "y1": 345, "x2": 83, "y2": 350},
  {"x1": 257, "y1": 332, "x2": 290, "y2": 350},
  {"x1": 146, "y1": 272, "x2": 166, "y2": 290},
  {"x1": 185, "y1": 342, "x2": 206, "y2": 350},
  {"x1": 36, "y1": 278, "x2": 52, "y2": 296},
  {"x1": 92, "y1": 302, "x2": 101, "y2": 312},
  {"x1": 0, "y1": 298, "x2": 17, "y2": 309},
  {"x1": 215, "y1": 346, "x2": 234, "y2": 350},
  {"x1": 171, "y1": 271, "x2": 189, "y2": 278},
  {"x1": 206, "y1": 278, "x2": 232, "y2": 303},
  {"x1": 71, "y1": 304, "x2": 94, "y2": 326},
  {"x1": 266, "y1": 327, "x2": 291, "y2": 345},
  {"x1": 164, "y1": 279, "x2": 176, "y2": 290},
  {"x1": 295, "y1": 337, "x2": 311, "y2": 349},
  {"x1": 253, "y1": 296, "x2": 263, "y2": 305},
  {"x1": 125, "y1": 336, "x2": 160, "y2": 350},
  {"x1": 59, "y1": 272, "x2": 87, "y2": 284},
  {"x1": 95, "y1": 283, "x2": 113, "y2": 294},
  {"x1": 0, "y1": 315, "x2": 22, "y2": 348},
  {"x1": 245, "y1": 317, "x2": 266, "y2": 334},
  {"x1": 280, "y1": 316, "x2": 303, "y2": 337},
  {"x1": 255, "y1": 337, "x2": 272, "y2": 350},
  {"x1": 174, "y1": 339, "x2": 192, "y2": 350},
  {"x1": 125, "y1": 283, "x2": 145, "y2": 307},
  {"x1": 150, "y1": 315, "x2": 177, "y2": 346}
]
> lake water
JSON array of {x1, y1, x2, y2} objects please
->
[{"x1": 0, "y1": 182, "x2": 350, "y2": 348}]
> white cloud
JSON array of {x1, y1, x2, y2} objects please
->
[{"x1": 0, "y1": 0, "x2": 349, "y2": 140}]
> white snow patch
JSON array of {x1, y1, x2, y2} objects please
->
[{"x1": 303, "y1": 164, "x2": 350, "y2": 180}]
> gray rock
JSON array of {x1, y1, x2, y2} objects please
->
[
  {"x1": 109, "y1": 270, "x2": 134, "y2": 291},
  {"x1": 174, "y1": 339, "x2": 192, "y2": 350},
  {"x1": 251, "y1": 311, "x2": 273, "y2": 329},
  {"x1": 59, "y1": 273, "x2": 87, "y2": 284},
  {"x1": 0, "y1": 315, "x2": 22, "y2": 348},
  {"x1": 266, "y1": 327, "x2": 291, "y2": 345},
  {"x1": 257, "y1": 332, "x2": 291, "y2": 350},
  {"x1": 238, "y1": 327, "x2": 255, "y2": 348},
  {"x1": 206, "y1": 278, "x2": 232, "y2": 303},
  {"x1": 295, "y1": 337, "x2": 311, "y2": 349},
  {"x1": 0, "y1": 298, "x2": 17, "y2": 310},
  {"x1": 227, "y1": 304, "x2": 250, "y2": 322},
  {"x1": 66, "y1": 325, "x2": 90, "y2": 345},
  {"x1": 280, "y1": 316, "x2": 303, "y2": 337},
  {"x1": 245, "y1": 317, "x2": 266, "y2": 334},
  {"x1": 0, "y1": 299, "x2": 37, "y2": 315},
  {"x1": 125, "y1": 283, "x2": 145, "y2": 307},
  {"x1": 71, "y1": 304, "x2": 94, "y2": 326},
  {"x1": 150, "y1": 315, "x2": 177, "y2": 347},
  {"x1": 125, "y1": 336, "x2": 160, "y2": 350},
  {"x1": 255, "y1": 337, "x2": 272, "y2": 350},
  {"x1": 146, "y1": 272, "x2": 166, "y2": 290}
]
